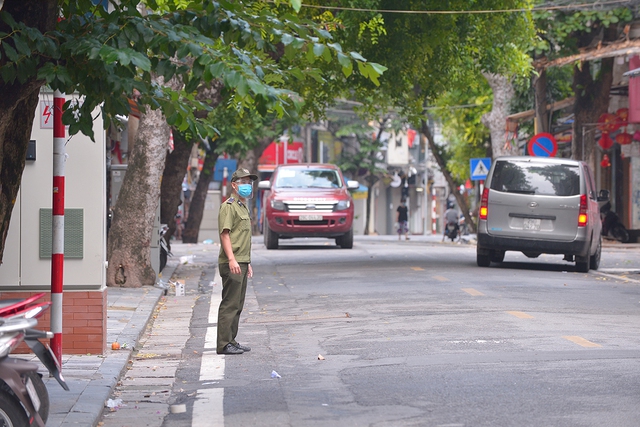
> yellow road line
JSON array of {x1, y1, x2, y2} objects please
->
[
  {"x1": 462, "y1": 288, "x2": 484, "y2": 296},
  {"x1": 432, "y1": 275, "x2": 449, "y2": 281},
  {"x1": 410, "y1": 267, "x2": 424, "y2": 271},
  {"x1": 507, "y1": 311, "x2": 534, "y2": 319},
  {"x1": 562, "y1": 336, "x2": 602, "y2": 348}
]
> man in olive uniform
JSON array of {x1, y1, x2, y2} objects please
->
[{"x1": 216, "y1": 168, "x2": 258, "y2": 355}]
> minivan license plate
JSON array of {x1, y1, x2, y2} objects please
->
[
  {"x1": 523, "y1": 218, "x2": 541, "y2": 231},
  {"x1": 299, "y1": 215, "x2": 322, "y2": 221}
]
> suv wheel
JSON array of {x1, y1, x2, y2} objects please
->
[
  {"x1": 339, "y1": 228, "x2": 353, "y2": 249},
  {"x1": 575, "y1": 255, "x2": 589, "y2": 273},
  {"x1": 264, "y1": 221, "x2": 279, "y2": 250},
  {"x1": 477, "y1": 248, "x2": 491, "y2": 267},
  {"x1": 590, "y1": 236, "x2": 602, "y2": 270}
]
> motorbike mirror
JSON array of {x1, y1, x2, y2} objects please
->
[{"x1": 597, "y1": 189, "x2": 610, "y2": 202}]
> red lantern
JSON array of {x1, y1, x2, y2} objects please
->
[
  {"x1": 601, "y1": 154, "x2": 611, "y2": 168},
  {"x1": 616, "y1": 132, "x2": 633, "y2": 145},
  {"x1": 616, "y1": 108, "x2": 629, "y2": 122},
  {"x1": 597, "y1": 113, "x2": 622, "y2": 132},
  {"x1": 598, "y1": 132, "x2": 614, "y2": 150}
]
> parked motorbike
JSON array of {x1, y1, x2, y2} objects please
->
[
  {"x1": 159, "y1": 224, "x2": 172, "y2": 272},
  {"x1": 600, "y1": 200, "x2": 630, "y2": 243},
  {"x1": 444, "y1": 221, "x2": 459, "y2": 242},
  {"x1": 0, "y1": 294, "x2": 69, "y2": 427}
]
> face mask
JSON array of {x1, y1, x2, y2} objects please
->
[{"x1": 237, "y1": 183, "x2": 253, "y2": 198}]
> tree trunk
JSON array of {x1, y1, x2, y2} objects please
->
[
  {"x1": 572, "y1": 58, "x2": 614, "y2": 165},
  {"x1": 107, "y1": 106, "x2": 170, "y2": 287},
  {"x1": 481, "y1": 72, "x2": 515, "y2": 158},
  {"x1": 182, "y1": 149, "x2": 219, "y2": 243},
  {"x1": 571, "y1": 26, "x2": 617, "y2": 166},
  {"x1": 160, "y1": 131, "x2": 192, "y2": 246},
  {"x1": 0, "y1": 0, "x2": 58, "y2": 264},
  {"x1": 534, "y1": 69, "x2": 549, "y2": 134},
  {"x1": 421, "y1": 119, "x2": 476, "y2": 233}
]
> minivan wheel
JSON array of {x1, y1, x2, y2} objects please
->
[
  {"x1": 575, "y1": 255, "x2": 589, "y2": 273},
  {"x1": 264, "y1": 221, "x2": 279, "y2": 250},
  {"x1": 590, "y1": 237, "x2": 602, "y2": 270},
  {"x1": 477, "y1": 248, "x2": 491, "y2": 267},
  {"x1": 490, "y1": 250, "x2": 505, "y2": 263}
]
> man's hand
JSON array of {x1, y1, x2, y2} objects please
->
[
  {"x1": 229, "y1": 259, "x2": 241, "y2": 275},
  {"x1": 248, "y1": 264, "x2": 253, "y2": 278}
]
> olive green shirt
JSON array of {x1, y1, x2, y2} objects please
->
[{"x1": 218, "y1": 197, "x2": 252, "y2": 264}]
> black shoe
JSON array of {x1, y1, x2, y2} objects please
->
[
  {"x1": 218, "y1": 343, "x2": 244, "y2": 355},
  {"x1": 234, "y1": 342, "x2": 251, "y2": 352}
]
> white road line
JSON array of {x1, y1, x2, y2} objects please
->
[
  {"x1": 199, "y1": 351, "x2": 225, "y2": 381},
  {"x1": 192, "y1": 388, "x2": 224, "y2": 427},
  {"x1": 192, "y1": 267, "x2": 225, "y2": 427}
]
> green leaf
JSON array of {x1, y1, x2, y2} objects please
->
[
  {"x1": 282, "y1": 33, "x2": 294, "y2": 46},
  {"x1": 312, "y1": 43, "x2": 325, "y2": 57},
  {"x1": 3, "y1": 44, "x2": 18, "y2": 62},
  {"x1": 130, "y1": 53, "x2": 151, "y2": 72},
  {"x1": 13, "y1": 36, "x2": 30, "y2": 56},
  {"x1": 349, "y1": 51, "x2": 366, "y2": 62},
  {"x1": 0, "y1": 64, "x2": 16, "y2": 84},
  {"x1": 369, "y1": 62, "x2": 387, "y2": 76},
  {"x1": 289, "y1": 0, "x2": 302, "y2": 12}
]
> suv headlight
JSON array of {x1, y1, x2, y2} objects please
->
[
  {"x1": 334, "y1": 200, "x2": 351, "y2": 211},
  {"x1": 271, "y1": 200, "x2": 286, "y2": 211}
]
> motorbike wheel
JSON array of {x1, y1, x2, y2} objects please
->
[
  {"x1": 611, "y1": 224, "x2": 630, "y2": 243},
  {"x1": 0, "y1": 390, "x2": 29, "y2": 427},
  {"x1": 159, "y1": 246, "x2": 168, "y2": 272},
  {"x1": 24, "y1": 372, "x2": 49, "y2": 425}
]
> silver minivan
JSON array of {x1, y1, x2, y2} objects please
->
[{"x1": 476, "y1": 156, "x2": 608, "y2": 272}]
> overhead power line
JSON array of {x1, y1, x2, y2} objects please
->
[{"x1": 297, "y1": 0, "x2": 634, "y2": 14}]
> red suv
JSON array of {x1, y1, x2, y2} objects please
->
[{"x1": 258, "y1": 164, "x2": 359, "y2": 249}]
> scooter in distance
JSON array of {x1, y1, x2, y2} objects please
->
[
  {"x1": 0, "y1": 294, "x2": 69, "y2": 427},
  {"x1": 600, "y1": 200, "x2": 630, "y2": 243}
]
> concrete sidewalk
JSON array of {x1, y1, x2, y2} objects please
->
[
  {"x1": 41, "y1": 242, "x2": 217, "y2": 427},
  {"x1": 38, "y1": 233, "x2": 639, "y2": 426}
]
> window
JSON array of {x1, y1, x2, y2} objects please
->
[{"x1": 490, "y1": 160, "x2": 580, "y2": 197}]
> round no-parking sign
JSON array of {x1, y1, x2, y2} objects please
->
[{"x1": 527, "y1": 133, "x2": 557, "y2": 157}]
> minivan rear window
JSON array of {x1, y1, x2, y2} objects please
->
[{"x1": 490, "y1": 160, "x2": 580, "y2": 196}]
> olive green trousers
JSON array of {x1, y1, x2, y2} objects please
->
[{"x1": 216, "y1": 262, "x2": 249, "y2": 353}]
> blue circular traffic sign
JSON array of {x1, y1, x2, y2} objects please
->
[{"x1": 527, "y1": 133, "x2": 557, "y2": 157}]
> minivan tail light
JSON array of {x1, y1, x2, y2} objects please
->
[
  {"x1": 578, "y1": 194, "x2": 588, "y2": 227},
  {"x1": 479, "y1": 187, "x2": 489, "y2": 220}
]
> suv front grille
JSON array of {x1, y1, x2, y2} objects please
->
[{"x1": 285, "y1": 201, "x2": 337, "y2": 213}]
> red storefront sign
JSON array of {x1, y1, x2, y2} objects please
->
[{"x1": 258, "y1": 141, "x2": 304, "y2": 171}]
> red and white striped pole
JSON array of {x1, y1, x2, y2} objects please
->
[
  {"x1": 221, "y1": 167, "x2": 228, "y2": 202},
  {"x1": 51, "y1": 90, "x2": 66, "y2": 363}
]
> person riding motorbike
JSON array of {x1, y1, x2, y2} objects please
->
[{"x1": 442, "y1": 204, "x2": 460, "y2": 242}]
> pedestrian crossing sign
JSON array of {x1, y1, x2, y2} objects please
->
[{"x1": 470, "y1": 157, "x2": 491, "y2": 181}]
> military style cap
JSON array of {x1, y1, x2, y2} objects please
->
[{"x1": 231, "y1": 168, "x2": 258, "y2": 182}]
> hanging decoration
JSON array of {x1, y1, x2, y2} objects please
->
[
  {"x1": 597, "y1": 113, "x2": 622, "y2": 132},
  {"x1": 598, "y1": 132, "x2": 614, "y2": 150},
  {"x1": 634, "y1": 130, "x2": 640, "y2": 141},
  {"x1": 601, "y1": 154, "x2": 611, "y2": 168},
  {"x1": 615, "y1": 131, "x2": 633, "y2": 145},
  {"x1": 616, "y1": 108, "x2": 629, "y2": 122}
]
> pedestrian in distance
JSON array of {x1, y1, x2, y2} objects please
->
[
  {"x1": 397, "y1": 199, "x2": 409, "y2": 241},
  {"x1": 216, "y1": 168, "x2": 258, "y2": 355}
]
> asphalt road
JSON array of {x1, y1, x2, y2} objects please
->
[{"x1": 144, "y1": 239, "x2": 640, "y2": 427}]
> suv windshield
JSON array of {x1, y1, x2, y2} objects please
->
[
  {"x1": 275, "y1": 168, "x2": 342, "y2": 189},
  {"x1": 490, "y1": 160, "x2": 580, "y2": 196}
]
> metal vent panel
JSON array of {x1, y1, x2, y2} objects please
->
[{"x1": 39, "y1": 208, "x2": 84, "y2": 259}]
